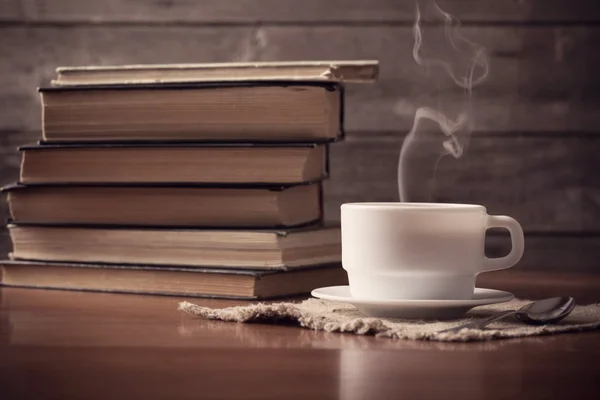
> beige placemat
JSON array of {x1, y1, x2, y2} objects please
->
[{"x1": 178, "y1": 298, "x2": 600, "y2": 342}]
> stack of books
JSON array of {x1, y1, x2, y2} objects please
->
[{"x1": 0, "y1": 60, "x2": 379, "y2": 299}]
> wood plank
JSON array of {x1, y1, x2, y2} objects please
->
[
  {"x1": 0, "y1": 0, "x2": 23, "y2": 21},
  {"x1": 477, "y1": 269, "x2": 600, "y2": 301},
  {"x1": 1, "y1": 26, "x2": 599, "y2": 133},
  {"x1": 0, "y1": 26, "x2": 254, "y2": 132},
  {"x1": 0, "y1": 130, "x2": 35, "y2": 186},
  {"x1": 8, "y1": 0, "x2": 600, "y2": 23},
  {"x1": 484, "y1": 235, "x2": 600, "y2": 272},
  {"x1": 582, "y1": 143, "x2": 600, "y2": 233},
  {"x1": 260, "y1": 26, "x2": 600, "y2": 133},
  {"x1": 323, "y1": 134, "x2": 600, "y2": 233},
  {"x1": 0, "y1": 130, "x2": 29, "y2": 258}
]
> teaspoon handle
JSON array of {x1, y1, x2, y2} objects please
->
[{"x1": 439, "y1": 310, "x2": 517, "y2": 333}]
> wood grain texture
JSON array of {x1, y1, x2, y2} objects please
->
[
  {"x1": 0, "y1": 0, "x2": 23, "y2": 20},
  {"x1": 582, "y1": 142, "x2": 600, "y2": 232},
  {"x1": 6, "y1": 0, "x2": 600, "y2": 23},
  {"x1": 324, "y1": 134, "x2": 600, "y2": 233},
  {"x1": 0, "y1": 131, "x2": 28, "y2": 182},
  {"x1": 0, "y1": 130, "x2": 35, "y2": 258},
  {"x1": 1, "y1": 26, "x2": 599, "y2": 133},
  {"x1": 2, "y1": 273, "x2": 600, "y2": 400},
  {"x1": 486, "y1": 235, "x2": 600, "y2": 272},
  {"x1": 0, "y1": 26, "x2": 253, "y2": 131}
]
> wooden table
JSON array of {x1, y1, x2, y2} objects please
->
[{"x1": 1, "y1": 270, "x2": 599, "y2": 400}]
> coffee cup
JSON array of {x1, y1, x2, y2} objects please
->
[{"x1": 341, "y1": 203, "x2": 524, "y2": 300}]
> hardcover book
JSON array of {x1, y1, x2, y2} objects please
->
[
  {"x1": 0, "y1": 259, "x2": 348, "y2": 300},
  {"x1": 51, "y1": 60, "x2": 379, "y2": 86},
  {"x1": 39, "y1": 82, "x2": 345, "y2": 143},
  {"x1": 18, "y1": 142, "x2": 328, "y2": 185},
  {"x1": 8, "y1": 224, "x2": 341, "y2": 270},
  {"x1": 4, "y1": 182, "x2": 323, "y2": 228}
]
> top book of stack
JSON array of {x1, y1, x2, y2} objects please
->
[
  {"x1": 40, "y1": 60, "x2": 379, "y2": 143},
  {"x1": 51, "y1": 60, "x2": 379, "y2": 86}
]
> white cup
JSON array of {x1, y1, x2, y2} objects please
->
[{"x1": 341, "y1": 203, "x2": 525, "y2": 300}]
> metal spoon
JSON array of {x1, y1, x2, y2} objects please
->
[{"x1": 438, "y1": 297, "x2": 576, "y2": 334}]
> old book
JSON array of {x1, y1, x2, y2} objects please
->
[
  {"x1": 8, "y1": 224, "x2": 341, "y2": 269},
  {"x1": 39, "y1": 82, "x2": 343, "y2": 142},
  {"x1": 51, "y1": 60, "x2": 379, "y2": 86},
  {"x1": 19, "y1": 143, "x2": 327, "y2": 184},
  {"x1": 0, "y1": 260, "x2": 348, "y2": 300},
  {"x1": 4, "y1": 182, "x2": 322, "y2": 228}
]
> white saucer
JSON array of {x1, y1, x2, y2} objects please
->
[{"x1": 311, "y1": 286, "x2": 514, "y2": 320}]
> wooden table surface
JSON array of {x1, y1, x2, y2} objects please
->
[{"x1": 1, "y1": 270, "x2": 599, "y2": 400}]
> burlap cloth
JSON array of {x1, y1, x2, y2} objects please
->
[{"x1": 178, "y1": 298, "x2": 600, "y2": 342}]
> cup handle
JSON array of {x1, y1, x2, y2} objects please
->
[{"x1": 482, "y1": 215, "x2": 525, "y2": 273}]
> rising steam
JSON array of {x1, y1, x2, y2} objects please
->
[{"x1": 398, "y1": 0, "x2": 489, "y2": 202}]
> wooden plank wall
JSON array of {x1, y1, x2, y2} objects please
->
[{"x1": 1, "y1": 0, "x2": 599, "y2": 270}]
